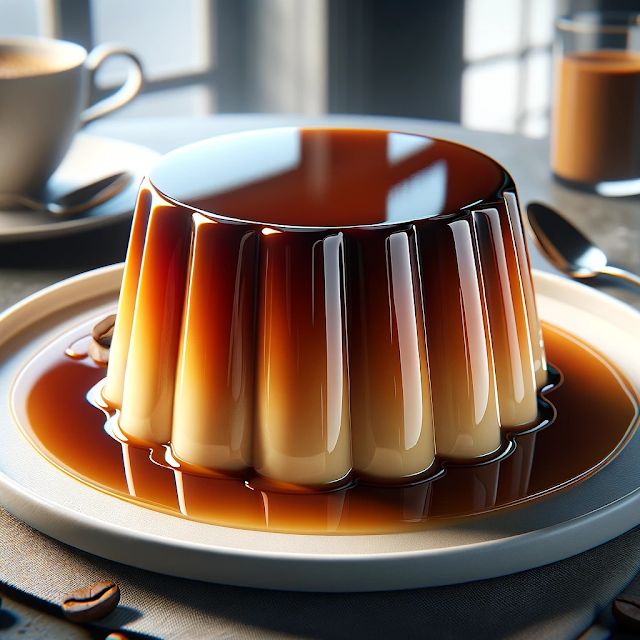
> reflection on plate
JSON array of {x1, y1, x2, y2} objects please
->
[{"x1": 0, "y1": 134, "x2": 158, "y2": 242}]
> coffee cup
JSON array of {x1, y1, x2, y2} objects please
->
[{"x1": 0, "y1": 36, "x2": 143, "y2": 198}]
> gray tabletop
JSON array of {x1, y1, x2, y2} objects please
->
[{"x1": 1, "y1": 114, "x2": 639, "y2": 640}]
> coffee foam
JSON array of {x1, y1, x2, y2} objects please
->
[{"x1": 0, "y1": 50, "x2": 68, "y2": 79}]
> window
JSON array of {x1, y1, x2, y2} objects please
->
[
  {"x1": 89, "y1": 0, "x2": 215, "y2": 117},
  {"x1": 462, "y1": 0, "x2": 556, "y2": 137},
  {"x1": 0, "y1": 0, "x2": 327, "y2": 118}
]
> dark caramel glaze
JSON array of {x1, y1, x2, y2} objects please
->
[
  {"x1": 148, "y1": 128, "x2": 508, "y2": 227},
  {"x1": 12, "y1": 322, "x2": 639, "y2": 534},
  {"x1": 102, "y1": 128, "x2": 548, "y2": 488}
]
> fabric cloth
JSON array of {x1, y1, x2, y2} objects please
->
[{"x1": 0, "y1": 508, "x2": 638, "y2": 639}]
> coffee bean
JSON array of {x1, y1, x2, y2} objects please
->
[
  {"x1": 61, "y1": 580, "x2": 120, "y2": 623},
  {"x1": 92, "y1": 314, "x2": 117, "y2": 348},
  {"x1": 612, "y1": 594, "x2": 640, "y2": 631},
  {"x1": 88, "y1": 339, "x2": 110, "y2": 365}
]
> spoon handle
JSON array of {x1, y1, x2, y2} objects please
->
[
  {"x1": 600, "y1": 265, "x2": 640, "y2": 288},
  {"x1": 0, "y1": 193, "x2": 45, "y2": 212}
]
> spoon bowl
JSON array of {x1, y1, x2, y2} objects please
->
[
  {"x1": 0, "y1": 171, "x2": 133, "y2": 218},
  {"x1": 526, "y1": 202, "x2": 640, "y2": 288}
]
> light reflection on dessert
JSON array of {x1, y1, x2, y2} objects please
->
[
  {"x1": 102, "y1": 129, "x2": 550, "y2": 489},
  {"x1": 385, "y1": 162, "x2": 448, "y2": 223}
]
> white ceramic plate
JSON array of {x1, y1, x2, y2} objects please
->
[
  {"x1": 0, "y1": 265, "x2": 639, "y2": 592},
  {"x1": 0, "y1": 134, "x2": 158, "y2": 242}
]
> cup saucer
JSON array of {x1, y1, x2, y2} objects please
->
[{"x1": 0, "y1": 133, "x2": 158, "y2": 243}]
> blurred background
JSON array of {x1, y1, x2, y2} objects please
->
[{"x1": 3, "y1": 0, "x2": 640, "y2": 139}]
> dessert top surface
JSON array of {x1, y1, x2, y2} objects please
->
[{"x1": 148, "y1": 128, "x2": 508, "y2": 229}]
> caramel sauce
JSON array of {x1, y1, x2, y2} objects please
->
[
  {"x1": 149, "y1": 128, "x2": 506, "y2": 227},
  {"x1": 12, "y1": 320, "x2": 639, "y2": 534}
]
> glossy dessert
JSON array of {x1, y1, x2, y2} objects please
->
[{"x1": 103, "y1": 128, "x2": 548, "y2": 488}]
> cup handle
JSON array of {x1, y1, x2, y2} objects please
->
[{"x1": 80, "y1": 44, "x2": 144, "y2": 125}]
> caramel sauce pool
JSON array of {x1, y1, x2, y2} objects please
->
[{"x1": 14, "y1": 321, "x2": 639, "y2": 534}]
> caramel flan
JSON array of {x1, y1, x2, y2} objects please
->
[{"x1": 103, "y1": 128, "x2": 547, "y2": 488}]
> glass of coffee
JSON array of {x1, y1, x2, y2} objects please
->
[{"x1": 552, "y1": 12, "x2": 640, "y2": 196}]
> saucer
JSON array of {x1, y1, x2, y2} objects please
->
[
  {"x1": 0, "y1": 134, "x2": 158, "y2": 243},
  {"x1": 0, "y1": 266, "x2": 639, "y2": 591}
]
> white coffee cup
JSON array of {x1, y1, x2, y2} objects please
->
[{"x1": 0, "y1": 36, "x2": 143, "y2": 197}]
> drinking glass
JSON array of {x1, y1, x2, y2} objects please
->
[{"x1": 552, "y1": 12, "x2": 640, "y2": 196}]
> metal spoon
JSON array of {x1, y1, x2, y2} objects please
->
[
  {"x1": 0, "y1": 171, "x2": 133, "y2": 217},
  {"x1": 526, "y1": 201, "x2": 640, "y2": 288}
]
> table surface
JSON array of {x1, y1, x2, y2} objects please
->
[{"x1": 1, "y1": 114, "x2": 639, "y2": 639}]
